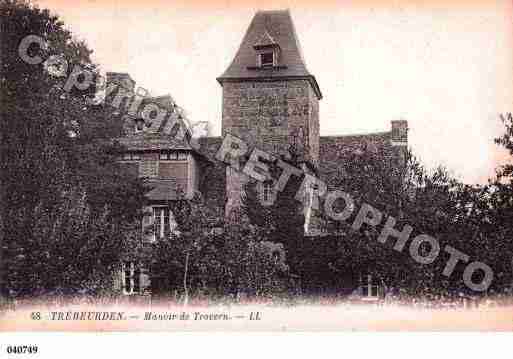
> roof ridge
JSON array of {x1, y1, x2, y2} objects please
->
[
  {"x1": 321, "y1": 131, "x2": 391, "y2": 138},
  {"x1": 149, "y1": 94, "x2": 172, "y2": 100},
  {"x1": 255, "y1": 9, "x2": 289, "y2": 14}
]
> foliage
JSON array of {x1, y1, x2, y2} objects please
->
[
  {"x1": 241, "y1": 155, "x2": 305, "y2": 281},
  {"x1": 149, "y1": 193, "x2": 290, "y2": 300},
  {"x1": 239, "y1": 139, "x2": 513, "y2": 297},
  {"x1": 0, "y1": 0, "x2": 147, "y2": 297}
]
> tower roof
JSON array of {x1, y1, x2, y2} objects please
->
[
  {"x1": 217, "y1": 9, "x2": 322, "y2": 99},
  {"x1": 253, "y1": 30, "x2": 277, "y2": 48}
]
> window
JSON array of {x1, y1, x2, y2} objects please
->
[
  {"x1": 263, "y1": 182, "x2": 272, "y2": 202},
  {"x1": 121, "y1": 162, "x2": 139, "y2": 178},
  {"x1": 122, "y1": 261, "x2": 141, "y2": 295},
  {"x1": 158, "y1": 151, "x2": 187, "y2": 161},
  {"x1": 158, "y1": 162, "x2": 187, "y2": 181},
  {"x1": 134, "y1": 118, "x2": 145, "y2": 133},
  {"x1": 122, "y1": 153, "x2": 140, "y2": 161},
  {"x1": 360, "y1": 285, "x2": 379, "y2": 297},
  {"x1": 260, "y1": 182, "x2": 274, "y2": 206},
  {"x1": 260, "y1": 52, "x2": 274, "y2": 67},
  {"x1": 153, "y1": 207, "x2": 177, "y2": 240}
]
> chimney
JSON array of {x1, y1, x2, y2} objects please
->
[
  {"x1": 105, "y1": 72, "x2": 135, "y2": 92},
  {"x1": 391, "y1": 119, "x2": 408, "y2": 145},
  {"x1": 104, "y1": 72, "x2": 136, "y2": 116}
]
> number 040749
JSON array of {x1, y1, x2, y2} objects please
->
[{"x1": 6, "y1": 345, "x2": 38, "y2": 354}]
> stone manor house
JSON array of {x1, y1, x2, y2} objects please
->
[{"x1": 107, "y1": 10, "x2": 408, "y2": 295}]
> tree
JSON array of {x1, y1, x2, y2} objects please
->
[
  {"x1": 241, "y1": 154, "x2": 305, "y2": 274},
  {"x1": 487, "y1": 113, "x2": 513, "y2": 292},
  {"x1": 332, "y1": 141, "x2": 513, "y2": 297},
  {"x1": 295, "y1": 142, "x2": 496, "y2": 296},
  {"x1": 150, "y1": 192, "x2": 291, "y2": 301},
  {"x1": 0, "y1": 0, "x2": 147, "y2": 298}
]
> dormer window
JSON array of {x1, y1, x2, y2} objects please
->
[
  {"x1": 134, "y1": 118, "x2": 145, "y2": 134},
  {"x1": 260, "y1": 52, "x2": 274, "y2": 67},
  {"x1": 253, "y1": 30, "x2": 280, "y2": 69}
]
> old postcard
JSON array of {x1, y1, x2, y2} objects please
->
[{"x1": 1, "y1": 0, "x2": 513, "y2": 344}]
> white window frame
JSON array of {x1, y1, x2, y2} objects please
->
[
  {"x1": 360, "y1": 275, "x2": 380, "y2": 300},
  {"x1": 121, "y1": 152, "x2": 140, "y2": 161},
  {"x1": 259, "y1": 51, "x2": 275, "y2": 67},
  {"x1": 259, "y1": 181, "x2": 275, "y2": 206},
  {"x1": 121, "y1": 261, "x2": 140, "y2": 295},
  {"x1": 158, "y1": 151, "x2": 187, "y2": 162},
  {"x1": 134, "y1": 118, "x2": 145, "y2": 134},
  {"x1": 152, "y1": 206, "x2": 177, "y2": 241},
  {"x1": 263, "y1": 182, "x2": 272, "y2": 202}
]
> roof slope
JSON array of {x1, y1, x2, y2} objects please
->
[
  {"x1": 117, "y1": 133, "x2": 192, "y2": 151},
  {"x1": 116, "y1": 93, "x2": 198, "y2": 152},
  {"x1": 146, "y1": 179, "x2": 187, "y2": 201},
  {"x1": 218, "y1": 9, "x2": 321, "y2": 98},
  {"x1": 319, "y1": 132, "x2": 395, "y2": 188}
]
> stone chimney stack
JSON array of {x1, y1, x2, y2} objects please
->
[
  {"x1": 104, "y1": 72, "x2": 136, "y2": 119},
  {"x1": 391, "y1": 119, "x2": 408, "y2": 145},
  {"x1": 106, "y1": 72, "x2": 135, "y2": 92},
  {"x1": 103, "y1": 72, "x2": 137, "y2": 135}
]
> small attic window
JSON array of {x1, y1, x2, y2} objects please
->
[
  {"x1": 260, "y1": 52, "x2": 274, "y2": 67},
  {"x1": 134, "y1": 118, "x2": 145, "y2": 133}
]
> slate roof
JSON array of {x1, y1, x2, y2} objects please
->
[
  {"x1": 146, "y1": 94, "x2": 175, "y2": 110},
  {"x1": 146, "y1": 179, "x2": 188, "y2": 201},
  {"x1": 116, "y1": 93, "x2": 197, "y2": 153},
  {"x1": 254, "y1": 30, "x2": 278, "y2": 48},
  {"x1": 198, "y1": 136, "x2": 223, "y2": 159},
  {"x1": 319, "y1": 131, "x2": 396, "y2": 188},
  {"x1": 117, "y1": 133, "x2": 192, "y2": 151},
  {"x1": 217, "y1": 9, "x2": 322, "y2": 99}
]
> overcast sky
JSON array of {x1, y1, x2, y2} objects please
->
[{"x1": 36, "y1": 0, "x2": 513, "y2": 184}]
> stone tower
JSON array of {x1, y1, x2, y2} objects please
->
[{"x1": 217, "y1": 9, "x2": 322, "y2": 215}]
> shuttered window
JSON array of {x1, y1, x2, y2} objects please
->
[
  {"x1": 121, "y1": 162, "x2": 139, "y2": 177},
  {"x1": 158, "y1": 162, "x2": 187, "y2": 180},
  {"x1": 139, "y1": 161, "x2": 158, "y2": 178}
]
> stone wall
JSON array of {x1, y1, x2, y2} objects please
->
[
  {"x1": 308, "y1": 85, "x2": 320, "y2": 166},
  {"x1": 221, "y1": 79, "x2": 320, "y2": 215},
  {"x1": 319, "y1": 120, "x2": 409, "y2": 192},
  {"x1": 222, "y1": 80, "x2": 319, "y2": 160},
  {"x1": 319, "y1": 132, "x2": 393, "y2": 190},
  {"x1": 198, "y1": 137, "x2": 226, "y2": 218}
]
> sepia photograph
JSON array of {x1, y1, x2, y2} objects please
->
[{"x1": 1, "y1": 0, "x2": 513, "y2": 354}]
